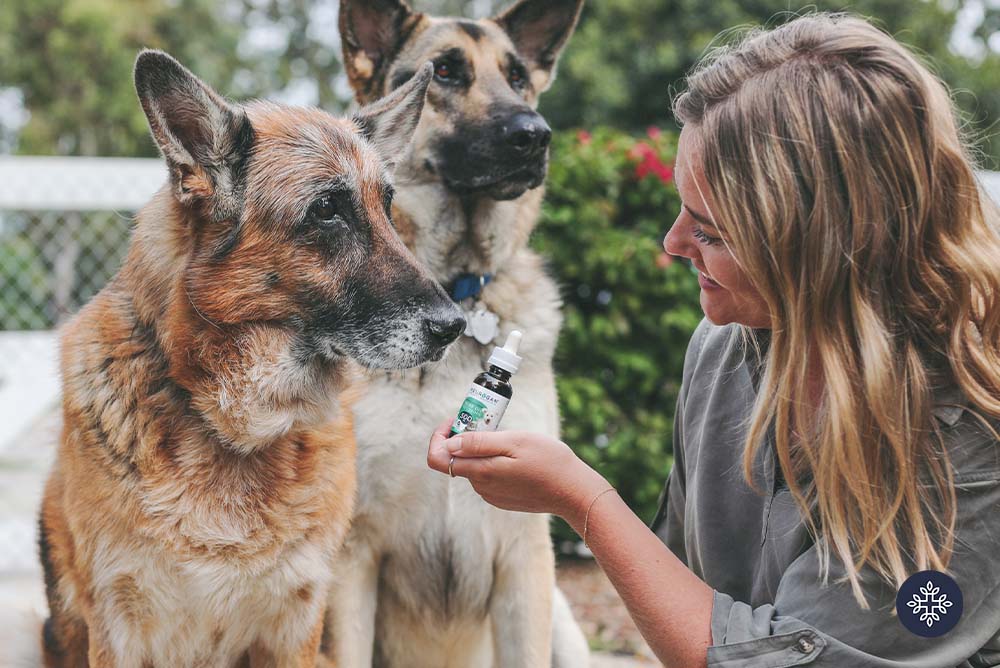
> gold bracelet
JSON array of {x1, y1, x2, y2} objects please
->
[{"x1": 582, "y1": 487, "x2": 617, "y2": 549}]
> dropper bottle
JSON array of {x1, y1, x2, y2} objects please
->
[{"x1": 450, "y1": 331, "x2": 523, "y2": 436}]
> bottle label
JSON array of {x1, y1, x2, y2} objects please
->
[{"x1": 451, "y1": 384, "x2": 510, "y2": 435}]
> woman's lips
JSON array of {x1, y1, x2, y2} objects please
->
[{"x1": 698, "y1": 272, "x2": 721, "y2": 290}]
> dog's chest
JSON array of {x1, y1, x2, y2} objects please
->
[
  {"x1": 93, "y1": 535, "x2": 332, "y2": 665},
  {"x1": 80, "y1": 428, "x2": 352, "y2": 665},
  {"x1": 351, "y1": 324, "x2": 556, "y2": 618}
]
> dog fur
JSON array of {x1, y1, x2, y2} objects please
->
[
  {"x1": 324, "y1": 2, "x2": 591, "y2": 666},
  {"x1": 37, "y1": 51, "x2": 463, "y2": 667}
]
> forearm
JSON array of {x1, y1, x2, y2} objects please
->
[{"x1": 564, "y1": 488, "x2": 714, "y2": 668}]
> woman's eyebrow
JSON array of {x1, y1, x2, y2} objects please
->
[{"x1": 683, "y1": 203, "x2": 718, "y2": 228}]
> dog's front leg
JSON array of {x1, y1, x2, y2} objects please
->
[
  {"x1": 490, "y1": 514, "x2": 555, "y2": 668},
  {"x1": 296, "y1": 616, "x2": 326, "y2": 668},
  {"x1": 84, "y1": 623, "x2": 135, "y2": 668},
  {"x1": 249, "y1": 613, "x2": 324, "y2": 668},
  {"x1": 323, "y1": 542, "x2": 379, "y2": 668}
]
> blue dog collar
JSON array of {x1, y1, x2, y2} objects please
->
[{"x1": 449, "y1": 273, "x2": 493, "y2": 302}]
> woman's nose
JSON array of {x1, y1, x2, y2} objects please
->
[{"x1": 663, "y1": 217, "x2": 691, "y2": 260}]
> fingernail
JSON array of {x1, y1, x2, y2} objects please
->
[{"x1": 445, "y1": 437, "x2": 463, "y2": 453}]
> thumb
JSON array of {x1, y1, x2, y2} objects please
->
[{"x1": 446, "y1": 430, "x2": 517, "y2": 458}]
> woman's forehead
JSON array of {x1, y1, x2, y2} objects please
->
[{"x1": 675, "y1": 127, "x2": 709, "y2": 204}]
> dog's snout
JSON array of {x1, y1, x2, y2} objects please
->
[
  {"x1": 424, "y1": 310, "x2": 466, "y2": 346},
  {"x1": 503, "y1": 112, "x2": 552, "y2": 156}
]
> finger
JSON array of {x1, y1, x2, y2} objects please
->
[
  {"x1": 447, "y1": 454, "x2": 499, "y2": 480},
  {"x1": 428, "y1": 417, "x2": 454, "y2": 451},
  {"x1": 433, "y1": 416, "x2": 454, "y2": 438},
  {"x1": 427, "y1": 450, "x2": 479, "y2": 479},
  {"x1": 427, "y1": 444, "x2": 451, "y2": 474},
  {"x1": 427, "y1": 417, "x2": 456, "y2": 474},
  {"x1": 445, "y1": 429, "x2": 518, "y2": 458}
]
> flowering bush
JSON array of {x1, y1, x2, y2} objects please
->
[{"x1": 533, "y1": 127, "x2": 703, "y2": 547}]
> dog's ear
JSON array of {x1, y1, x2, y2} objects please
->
[
  {"x1": 353, "y1": 62, "x2": 432, "y2": 172},
  {"x1": 339, "y1": 0, "x2": 424, "y2": 102},
  {"x1": 134, "y1": 49, "x2": 254, "y2": 221},
  {"x1": 493, "y1": 0, "x2": 583, "y2": 92}
]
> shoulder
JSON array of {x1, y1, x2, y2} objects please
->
[
  {"x1": 681, "y1": 319, "x2": 748, "y2": 388},
  {"x1": 937, "y1": 405, "x2": 1000, "y2": 484}
]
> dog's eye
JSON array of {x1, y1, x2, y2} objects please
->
[
  {"x1": 308, "y1": 195, "x2": 341, "y2": 225},
  {"x1": 434, "y1": 62, "x2": 452, "y2": 81},
  {"x1": 383, "y1": 189, "x2": 394, "y2": 218},
  {"x1": 509, "y1": 68, "x2": 526, "y2": 88}
]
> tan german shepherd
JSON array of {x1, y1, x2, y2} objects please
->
[
  {"x1": 36, "y1": 51, "x2": 464, "y2": 667},
  {"x1": 324, "y1": 2, "x2": 589, "y2": 666}
]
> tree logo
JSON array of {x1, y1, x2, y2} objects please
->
[{"x1": 896, "y1": 570, "x2": 963, "y2": 637}]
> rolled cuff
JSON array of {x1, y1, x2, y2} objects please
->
[{"x1": 707, "y1": 591, "x2": 825, "y2": 667}]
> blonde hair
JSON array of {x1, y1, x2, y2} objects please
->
[{"x1": 674, "y1": 13, "x2": 1000, "y2": 605}]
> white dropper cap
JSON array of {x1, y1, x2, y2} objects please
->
[{"x1": 488, "y1": 330, "x2": 523, "y2": 375}]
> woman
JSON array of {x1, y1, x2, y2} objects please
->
[{"x1": 426, "y1": 13, "x2": 1000, "y2": 667}]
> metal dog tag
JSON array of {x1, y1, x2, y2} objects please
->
[{"x1": 464, "y1": 303, "x2": 500, "y2": 345}]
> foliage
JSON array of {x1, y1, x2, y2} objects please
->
[
  {"x1": 233, "y1": 0, "x2": 347, "y2": 111},
  {"x1": 0, "y1": 0, "x2": 347, "y2": 156},
  {"x1": 540, "y1": 0, "x2": 1000, "y2": 169},
  {"x1": 0, "y1": 0, "x2": 244, "y2": 156},
  {"x1": 1, "y1": 0, "x2": 996, "y2": 166},
  {"x1": 534, "y1": 127, "x2": 702, "y2": 543}
]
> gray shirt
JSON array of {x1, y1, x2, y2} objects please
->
[{"x1": 651, "y1": 320, "x2": 1000, "y2": 667}]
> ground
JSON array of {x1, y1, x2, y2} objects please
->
[
  {"x1": 0, "y1": 410, "x2": 656, "y2": 667},
  {"x1": 557, "y1": 559, "x2": 658, "y2": 665}
]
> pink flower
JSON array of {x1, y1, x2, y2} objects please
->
[
  {"x1": 647, "y1": 126, "x2": 662, "y2": 140},
  {"x1": 634, "y1": 153, "x2": 673, "y2": 184},
  {"x1": 628, "y1": 141, "x2": 655, "y2": 161},
  {"x1": 656, "y1": 252, "x2": 674, "y2": 269},
  {"x1": 577, "y1": 130, "x2": 592, "y2": 145},
  {"x1": 628, "y1": 139, "x2": 673, "y2": 184}
]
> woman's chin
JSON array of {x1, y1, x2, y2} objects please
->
[{"x1": 700, "y1": 292, "x2": 732, "y2": 326}]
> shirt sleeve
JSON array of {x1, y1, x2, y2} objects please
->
[
  {"x1": 650, "y1": 320, "x2": 709, "y2": 558},
  {"x1": 705, "y1": 475, "x2": 1000, "y2": 668},
  {"x1": 650, "y1": 392, "x2": 688, "y2": 564}
]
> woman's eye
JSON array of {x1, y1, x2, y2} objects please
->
[
  {"x1": 693, "y1": 227, "x2": 722, "y2": 246},
  {"x1": 309, "y1": 196, "x2": 339, "y2": 223},
  {"x1": 434, "y1": 62, "x2": 452, "y2": 80}
]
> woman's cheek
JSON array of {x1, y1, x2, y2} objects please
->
[{"x1": 702, "y1": 249, "x2": 732, "y2": 286}]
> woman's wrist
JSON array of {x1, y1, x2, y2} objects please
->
[{"x1": 559, "y1": 461, "x2": 615, "y2": 534}]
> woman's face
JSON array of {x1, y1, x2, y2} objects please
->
[{"x1": 664, "y1": 127, "x2": 770, "y2": 329}]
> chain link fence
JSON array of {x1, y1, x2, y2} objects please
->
[
  {"x1": 1, "y1": 210, "x2": 133, "y2": 329},
  {"x1": 0, "y1": 157, "x2": 162, "y2": 580},
  {"x1": 0, "y1": 157, "x2": 165, "y2": 329}
]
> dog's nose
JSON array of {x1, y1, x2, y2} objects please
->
[
  {"x1": 424, "y1": 310, "x2": 466, "y2": 346},
  {"x1": 503, "y1": 112, "x2": 552, "y2": 156}
]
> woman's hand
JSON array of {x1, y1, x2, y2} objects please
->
[
  {"x1": 426, "y1": 418, "x2": 610, "y2": 525},
  {"x1": 429, "y1": 418, "x2": 714, "y2": 666}
]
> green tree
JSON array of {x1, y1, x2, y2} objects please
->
[
  {"x1": 0, "y1": 0, "x2": 350, "y2": 157},
  {"x1": 540, "y1": 0, "x2": 1000, "y2": 168},
  {"x1": 0, "y1": 0, "x2": 250, "y2": 156}
]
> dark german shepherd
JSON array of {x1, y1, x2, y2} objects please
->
[{"x1": 325, "y1": 2, "x2": 590, "y2": 667}]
